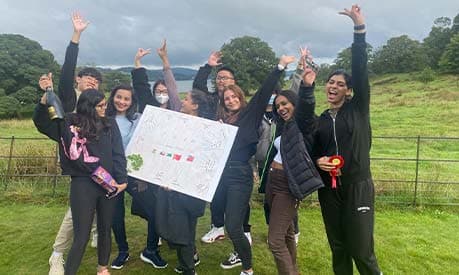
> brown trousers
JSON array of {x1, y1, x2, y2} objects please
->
[{"x1": 266, "y1": 167, "x2": 299, "y2": 275}]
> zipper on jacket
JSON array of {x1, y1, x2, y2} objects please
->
[{"x1": 329, "y1": 109, "x2": 342, "y2": 187}]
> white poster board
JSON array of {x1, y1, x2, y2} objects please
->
[{"x1": 125, "y1": 105, "x2": 238, "y2": 202}]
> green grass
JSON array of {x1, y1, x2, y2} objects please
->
[{"x1": 0, "y1": 199, "x2": 458, "y2": 275}]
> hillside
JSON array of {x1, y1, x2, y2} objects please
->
[{"x1": 97, "y1": 67, "x2": 198, "y2": 81}]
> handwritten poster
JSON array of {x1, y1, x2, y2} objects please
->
[{"x1": 125, "y1": 105, "x2": 238, "y2": 202}]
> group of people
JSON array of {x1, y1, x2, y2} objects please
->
[{"x1": 33, "y1": 4, "x2": 382, "y2": 275}]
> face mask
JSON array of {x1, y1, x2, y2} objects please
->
[{"x1": 155, "y1": 94, "x2": 169, "y2": 105}]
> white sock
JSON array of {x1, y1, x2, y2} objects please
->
[{"x1": 52, "y1": 251, "x2": 63, "y2": 257}]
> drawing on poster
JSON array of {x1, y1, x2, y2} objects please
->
[{"x1": 125, "y1": 105, "x2": 238, "y2": 202}]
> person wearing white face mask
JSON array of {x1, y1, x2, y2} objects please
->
[{"x1": 132, "y1": 39, "x2": 181, "y2": 113}]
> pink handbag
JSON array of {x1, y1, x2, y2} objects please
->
[{"x1": 91, "y1": 166, "x2": 118, "y2": 199}]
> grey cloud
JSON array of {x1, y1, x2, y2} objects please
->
[{"x1": 1, "y1": 0, "x2": 458, "y2": 68}]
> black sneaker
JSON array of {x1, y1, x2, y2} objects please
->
[
  {"x1": 220, "y1": 252, "x2": 242, "y2": 269},
  {"x1": 174, "y1": 253, "x2": 200, "y2": 273},
  {"x1": 140, "y1": 249, "x2": 168, "y2": 268},
  {"x1": 110, "y1": 252, "x2": 129, "y2": 269}
]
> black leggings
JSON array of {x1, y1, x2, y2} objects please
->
[{"x1": 65, "y1": 177, "x2": 116, "y2": 275}]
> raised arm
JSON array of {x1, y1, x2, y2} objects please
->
[
  {"x1": 295, "y1": 67, "x2": 317, "y2": 150},
  {"x1": 58, "y1": 12, "x2": 90, "y2": 112},
  {"x1": 192, "y1": 51, "x2": 222, "y2": 93},
  {"x1": 290, "y1": 47, "x2": 308, "y2": 93},
  {"x1": 245, "y1": 55, "x2": 296, "y2": 123},
  {"x1": 132, "y1": 48, "x2": 153, "y2": 113},
  {"x1": 340, "y1": 4, "x2": 369, "y2": 115},
  {"x1": 157, "y1": 40, "x2": 181, "y2": 111}
]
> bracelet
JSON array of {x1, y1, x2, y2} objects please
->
[{"x1": 354, "y1": 24, "x2": 365, "y2": 31}]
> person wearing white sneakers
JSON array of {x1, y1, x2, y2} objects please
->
[
  {"x1": 213, "y1": 55, "x2": 296, "y2": 275},
  {"x1": 48, "y1": 12, "x2": 101, "y2": 275}
]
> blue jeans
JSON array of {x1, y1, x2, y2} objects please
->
[{"x1": 112, "y1": 177, "x2": 159, "y2": 253}]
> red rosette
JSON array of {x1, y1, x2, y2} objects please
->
[{"x1": 329, "y1": 155, "x2": 344, "y2": 189}]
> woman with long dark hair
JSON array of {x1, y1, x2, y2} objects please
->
[
  {"x1": 34, "y1": 75, "x2": 127, "y2": 275},
  {"x1": 214, "y1": 55, "x2": 295, "y2": 275},
  {"x1": 105, "y1": 84, "x2": 168, "y2": 270},
  {"x1": 258, "y1": 59, "x2": 323, "y2": 274},
  {"x1": 312, "y1": 5, "x2": 382, "y2": 275}
]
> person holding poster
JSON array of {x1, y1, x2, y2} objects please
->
[
  {"x1": 312, "y1": 5, "x2": 382, "y2": 275},
  {"x1": 215, "y1": 55, "x2": 295, "y2": 275},
  {"x1": 152, "y1": 88, "x2": 215, "y2": 275}
]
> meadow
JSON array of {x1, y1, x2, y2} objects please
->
[{"x1": 0, "y1": 73, "x2": 458, "y2": 274}]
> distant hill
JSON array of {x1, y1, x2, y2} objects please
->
[{"x1": 97, "y1": 67, "x2": 197, "y2": 81}]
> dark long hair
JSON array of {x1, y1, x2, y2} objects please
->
[
  {"x1": 190, "y1": 89, "x2": 216, "y2": 120},
  {"x1": 70, "y1": 89, "x2": 110, "y2": 141},
  {"x1": 106, "y1": 84, "x2": 138, "y2": 122},
  {"x1": 327, "y1": 69, "x2": 353, "y2": 89},
  {"x1": 272, "y1": 90, "x2": 299, "y2": 134}
]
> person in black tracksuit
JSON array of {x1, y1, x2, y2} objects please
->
[
  {"x1": 34, "y1": 81, "x2": 127, "y2": 275},
  {"x1": 312, "y1": 5, "x2": 381, "y2": 275},
  {"x1": 214, "y1": 55, "x2": 295, "y2": 275}
]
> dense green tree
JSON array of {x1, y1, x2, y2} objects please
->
[
  {"x1": 0, "y1": 34, "x2": 60, "y2": 95},
  {"x1": 372, "y1": 35, "x2": 428, "y2": 73},
  {"x1": 97, "y1": 70, "x2": 131, "y2": 94},
  {"x1": 333, "y1": 43, "x2": 374, "y2": 73},
  {"x1": 10, "y1": 86, "x2": 40, "y2": 105},
  {"x1": 451, "y1": 13, "x2": 459, "y2": 35},
  {"x1": 220, "y1": 36, "x2": 279, "y2": 95},
  {"x1": 439, "y1": 33, "x2": 459, "y2": 74},
  {"x1": 423, "y1": 17, "x2": 452, "y2": 69},
  {"x1": 0, "y1": 34, "x2": 60, "y2": 117},
  {"x1": 0, "y1": 96, "x2": 20, "y2": 118}
]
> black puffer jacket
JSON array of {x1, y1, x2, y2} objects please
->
[{"x1": 259, "y1": 84, "x2": 323, "y2": 199}]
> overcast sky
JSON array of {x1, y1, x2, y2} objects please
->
[{"x1": 1, "y1": 0, "x2": 458, "y2": 69}]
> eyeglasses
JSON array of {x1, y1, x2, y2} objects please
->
[
  {"x1": 95, "y1": 102, "x2": 107, "y2": 109},
  {"x1": 81, "y1": 74, "x2": 101, "y2": 83},
  {"x1": 216, "y1": 76, "x2": 234, "y2": 81},
  {"x1": 155, "y1": 89, "x2": 168, "y2": 94}
]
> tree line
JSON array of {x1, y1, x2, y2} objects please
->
[{"x1": 0, "y1": 13, "x2": 458, "y2": 118}]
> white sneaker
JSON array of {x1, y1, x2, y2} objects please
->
[
  {"x1": 48, "y1": 254, "x2": 65, "y2": 275},
  {"x1": 244, "y1": 232, "x2": 252, "y2": 246},
  {"x1": 91, "y1": 232, "x2": 98, "y2": 248},
  {"x1": 295, "y1": 232, "x2": 300, "y2": 246},
  {"x1": 201, "y1": 225, "x2": 225, "y2": 243},
  {"x1": 158, "y1": 237, "x2": 162, "y2": 246}
]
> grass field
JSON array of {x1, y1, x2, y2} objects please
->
[
  {"x1": 0, "y1": 198, "x2": 458, "y2": 275},
  {"x1": 0, "y1": 73, "x2": 458, "y2": 274}
]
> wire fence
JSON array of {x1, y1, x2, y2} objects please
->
[{"x1": 1, "y1": 135, "x2": 458, "y2": 206}]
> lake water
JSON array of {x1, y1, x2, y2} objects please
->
[{"x1": 149, "y1": 80, "x2": 212, "y2": 93}]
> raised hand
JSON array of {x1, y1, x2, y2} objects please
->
[
  {"x1": 134, "y1": 48, "x2": 151, "y2": 68},
  {"x1": 157, "y1": 39, "x2": 168, "y2": 59},
  {"x1": 38, "y1": 73, "x2": 53, "y2": 104},
  {"x1": 39, "y1": 73, "x2": 53, "y2": 91},
  {"x1": 302, "y1": 67, "x2": 316, "y2": 87},
  {"x1": 208, "y1": 51, "x2": 222, "y2": 67},
  {"x1": 279, "y1": 55, "x2": 296, "y2": 68},
  {"x1": 71, "y1": 12, "x2": 90, "y2": 33},
  {"x1": 339, "y1": 4, "x2": 365, "y2": 26}
]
